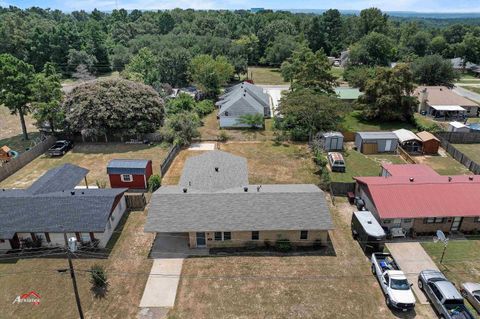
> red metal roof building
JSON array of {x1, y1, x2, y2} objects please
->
[{"x1": 355, "y1": 165, "x2": 480, "y2": 235}]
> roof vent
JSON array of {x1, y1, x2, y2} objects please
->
[
  {"x1": 70, "y1": 191, "x2": 75, "y2": 196},
  {"x1": 243, "y1": 187, "x2": 248, "y2": 192},
  {"x1": 183, "y1": 188, "x2": 187, "y2": 193},
  {"x1": 448, "y1": 177, "x2": 452, "y2": 182},
  {"x1": 367, "y1": 220, "x2": 372, "y2": 224},
  {"x1": 215, "y1": 167, "x2": 219, "y2": 172},
  {"x1": 409, "y1": 177, "x2": 414, "y2": 182},
  {"x1": 81, "y1": 191, "x2": 85, "y2": 195},
  {"x1": 469, "y1": 176, "x2": 474, "y2": 181}
]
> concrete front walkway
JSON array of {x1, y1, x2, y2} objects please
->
[
  {"x1": 386, "y1": 242, "x2": 439, "y2": 304},
  {"x1": 139, "y1": 258, "x2": 184, "y2": 308}
]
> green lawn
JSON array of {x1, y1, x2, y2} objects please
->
[
  {"x1": 329, "y1": 150, "x2": 405, "y2": 182},
  {"x1": 331, "y1": 67, "x2": 344, "y2": 80},
  {"x1": 0, "y1": 132, "x2": 43, "y2": 154},
  {"x1": 453, "y1": 144, "x2": 480, "y2": 163},
  {"x1": 416, "y1": 153, "x2": 471, "y2": 176},
  {"x1": 463, "y1": 86, "x2": 480, "y2": 94},
  {"x1": 342, "y1": 111, "x2": 416, "y2": 132},
  {"x1": 246, "y1": 67, "x2": 288, "y2": 85}
]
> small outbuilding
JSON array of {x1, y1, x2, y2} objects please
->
[
  {"x1": 448, "y1": 121, "x2": 470, "y2": 133},
  {"x1": 318, "y1": 132, "x2": 344, "y2": 151},
  {"x1": 416, "y1": 131, "x2": 440, "y2": 155},
  {"x1": 393, "y1": 129, "x2": 423, "y2": 153},
  {"x1": 355, "y1": 132, "x2": 398, "y2": 154},
  {"x1": 107, "y1": 159, "x2": 153, "y2": 190}
]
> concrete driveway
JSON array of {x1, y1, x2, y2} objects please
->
[
  {"x1": 259, "y1": 85, "x2": 289, "y2": 116},
  {"x1": 386, "y1": 242, "x2": 439, "y2": 304}
]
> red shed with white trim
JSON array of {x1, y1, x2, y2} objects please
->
[{"x1": 107, "y1": 159, "x2": 153, "y2": 189}]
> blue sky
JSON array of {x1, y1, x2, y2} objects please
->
[{"x1": 3, "y1": 0, "x2": 480, "y2": 12}]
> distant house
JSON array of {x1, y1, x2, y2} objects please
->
[
  {"x1": 335, "y1": 87, "x2": 362, "y2": 102},
  {"x1": 0, "y1": 164, "x2": 127, "y2": 251},
  {"x1": 340, "y1": 50, "x2": 350, "y2": 67},
  {"x1": 416, "y1": 131, "x2": 440, "y2": 155},
  {"x1": 216, "y1": 82, "x2": 271, "y2": 128},
  {"x1": 451, "y1": 57, "x2": 478, "y2": 71},
  {"x1": 355, "y1": 132, "x2": 398, "y2": 154},
  {"x1": 145, "y1": 151, "x2": 333, "y2": 251},
  {"x1": 355, "y1": 164, "x2": 480, "y2": 235},
  {"x1": 393, "y1": 129, "x2": 422, "y2": 153},
  {"x1": 448, "y1": 121, "x2": 470, "y2": 132},
  {"x1": 107, "y1": 159, "x2": 153, "y2": 190},
  {"x1": 414, "y1": 86, "x2": 479, "y2": 119}
]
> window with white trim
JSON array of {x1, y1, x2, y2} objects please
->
[
  {"x1": 223, "y1": 232, "x2": 231, "y2": 241},
  {"x1": 214, "y1": 232, "x2": 222, "y2": 241},
  {"x1": 402, "y1": 219, "x2": 412, "y2": 223},
  {"x1": 121, "y1": 174, "x2": 133, "y2": 182},
  {"x1": 383, "y1": 219, "x2": 392, "y2": 224},
  {"x1": 251, "y1": 231, "x2": 259, "y2": 240},
  {"x1": 424, "y1": 217, "x2": 445, "y2": 224},
  {"x1": 300, "y1": 230, "x2": 308, "y2": 240}
]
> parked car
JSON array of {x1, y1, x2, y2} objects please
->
[
  {"x1": 48, "y1": 140, "x2": 73, "y2": 157},
  {"x1": 327, "y1": 152, "x2": 346, "y2": 172},
  {"x1": 351, "y1": 211, "x2": 386, "y2": 253},
  {"x1": 371, "y1": 252, "x2": 416, "y2": 311},
  {"x1": 418, "y1": 270, "x2": 475, "y2": 319},
  {"x1": 460, "y1": 282, "x2": 480, "y2": 314}
]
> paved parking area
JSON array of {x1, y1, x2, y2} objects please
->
[{"x1": 386, "y1": 242, "x2": 439, "y2": 305}]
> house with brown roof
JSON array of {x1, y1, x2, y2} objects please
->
[
  {"x1": 414, "y1": 86, "x2": 479, "y2": 119},
  {"x1": 355, "y1": 164, "x2": 480, "y2": 236}
]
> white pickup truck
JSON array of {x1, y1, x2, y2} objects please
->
[{"x1": 371, "y1": 253, "x2": 416, "y2": 312}]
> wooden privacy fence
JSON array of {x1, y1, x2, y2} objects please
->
[
  {"x1": 439, "y1": 138, "x2": 480, "y2": 175},
  {"x1": 436, "y1": 131, "x2": 480, "y2": 144},
  {"x1": 397, "y1": 146, "x2": 417, "y2": 164},
  {"x1": 330, "y1": 182, "x2": 356, "y2": 196},
  {"x1": 0, "y1": 136, "x2": 55, "y2": 182},
  {"x1": 160, "y1": 144, "x2": 180, "y2": 176},
  {"x1": 125, "y1": 193, "x2": 147, "y2": 210}
]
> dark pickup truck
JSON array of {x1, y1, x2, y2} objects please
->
[
  {"x1": 47, "y1": 140, "x2": 73, "y2": 157},
  {"x1": 418, "y1": 270, "x2": 475, "y2": 319}
]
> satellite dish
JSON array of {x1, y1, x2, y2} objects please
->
[{"x1": 436, "y1": 230, "x2": 447, "y2": 242}]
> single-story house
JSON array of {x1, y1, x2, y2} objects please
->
[
  {"x1": 216, "y1": 82, "x2": 271, "y2": 128},
  {"x1": 448, "y1": 121, "x2": 470, "y2": 133},
  {"x1": 393, "y1": 129, "x2": 423, "y2": 153},
  {"x1": 145, "y1": 151, "x2": 334, "y2": 250},
  {"x1": 416, "y1": 131, "x2": 440, "y2": 155},
  {"x1": 107, "y1": 159, "x2": 153, "y2": 190},
  {"x1": 415, "y1": 86, "x2": 479, "y2": 119},
  {"x1": 335, "y1": 87, "x2": 362, "y2": 102},
  {"x1": 318, "y1": 132, "x2": 344, "y2": 151},
  {"x1": 0, "y1": 164, "x2": 127, "y2": 251},
  {"x1": 451, "y1": 57, "x2": 478, "y2": 71},
  {"x1": 355, "y1": 164, "x2": 480, "y2": 235},
  {"x1": 355, "y1": 132, "x2": 398, "y2": 154}
]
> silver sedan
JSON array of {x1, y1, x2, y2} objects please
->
[{"x1": 461, "y1": 282, "x2": 480, "y2": 314}]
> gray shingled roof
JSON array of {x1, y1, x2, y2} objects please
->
[
  {"x1": 107, "y1": 159, "x2": 150, "y2": 175},
  {"x1": 26, "y1": 163, "x2": 88, "y2": 195},
  {"x1": 218, "y1": 82, "x2": 269, "y2": 117},
  {"x1": 0, "y1": 164, "x2": 127, "y2": 234},
  {"x1": 146, "y1": 184, "x2": 333, "y2": 232},
  {"x1": 179, "y1": 151, "x2": 248, "y2": 191},
  {"x1": 357, "y1": 132, "x2": 398, "y2": 140}
]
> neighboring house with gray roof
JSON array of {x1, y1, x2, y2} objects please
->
[
  {"x1": 0, "y1": 164, "x2": 127, "y2": 251},
  {"x1": 146, "y1": 151, "x2": 333, "y2": 250},
  {"x1": 216, "y1": 82, "x2": 272, "y2": 128}
]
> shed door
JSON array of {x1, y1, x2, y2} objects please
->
[
  {"x1": 330, "y1": 137, "x2": 340, "y2": 150},
  {"x1": 385, "y1": 140, "x2": 392, "y2": 152},
  {"x1": 362, "y1": 143, "x2": 378, "y2": 155}
]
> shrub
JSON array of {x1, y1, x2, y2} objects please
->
[
  {"x1": 218, "y1": 130, "x2": 229, "y2": 142},
  {"x1": 319, "y1": 169, "x2": 331, "y2": 190},
  {"x1": 90, "y1": 264, "x2": 109, "y2": 298},
  {"x1": 275, "y1": 239, "x2": 292, "y2": 252},
  {"x1": 95, "y1": 180, "x2": 107, "y2": 188},
  {"x1": 314, "y1": 151, "x2": 328, "y2": 168},
  {"x1": 194, "y1": 100, "x2": 215, "y2": 117},
  {"x1": 264, "y1": 239, "x2": 272, "y2": 248},
  {"x1": 148, "y1": 174, "x2": 162, "y2": 192}
]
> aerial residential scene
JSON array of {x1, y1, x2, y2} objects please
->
[{"x1": 2, "y1": 0, "x2": 480, "y2": 318}]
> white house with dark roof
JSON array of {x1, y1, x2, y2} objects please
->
[
  {"x1": 145, "y1": 151, "x2": 333, "y2": 251},
  {"x1": 216, "y1": 82, "x2": 272, "y2": 128},
  {"x1": 0, "y1": 164, "x2": 127, "y2": 251}
]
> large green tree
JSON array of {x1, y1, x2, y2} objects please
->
[
  {"x1": 349, "y1": 32, "x2": 394, "y2": 67},
  {"x1": 358, "y1": 64, "x2": 417, "y2": 121},
  {"x1": 190, "y1": 54, "x2": 234, "y2": 97},
  {"x1": 358, "y1": 8, "x2": 388, "y2": 36},
  {"x1": 123, "y1": 47, "x2": 159, "y2": 85},
  {"x1": 30, "y1": 63, "x2": 65, "y2": 133},
  {"x1": 280, "y1": 44, "x2": 336, "y2": 94},
  {"x1": 411, "y1": 55, "x2": 458, "y2": 87},
  {"x1": 64, "y1": 78, "x2": 165, "y2": 140},
  {"x1": 0, "y1": 54, "x2": 35, "y2": 140},
  {"x1": 278, "y1": 88, "x2": 347, "y2": 140}
]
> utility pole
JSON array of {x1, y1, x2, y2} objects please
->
[{"x1": 63, "y1": 232, "x2": 85, "y2": 319}]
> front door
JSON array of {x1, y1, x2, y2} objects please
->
[
  {"x1": 451, "y1": 217, "x2": 463, "y2": 232},
  {"x1": 196, "y1": 232, "x2": 206, "y2": 247}
]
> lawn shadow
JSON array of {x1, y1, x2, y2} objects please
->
[
  {"x1": 70, "y1": 142, "x2": 166, "y2": 155},
  {"x1": 104, "y1": 210, "x2": 131, "y2": 251}
]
